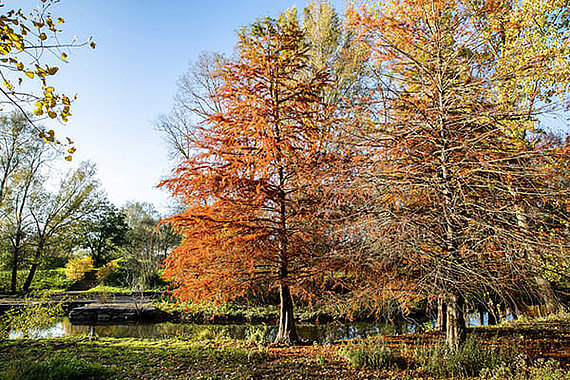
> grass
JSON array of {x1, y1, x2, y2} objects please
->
[
  {"x1": 3, "y1": 356, "x2": 110, "y2": 380},
  {"x1": 0, "y1": 269, "x2": 72, "y2": 293},
  {"x1": 0, "y1": 337, "x2": 269, "y2": 379},
  {"x1": 1, "y1": 334, "x2": 567, "y2": 379},
  {"x1": 82, "y1": 285, "x2": 133, "y2": 294},
  {"x1": 339, "y1": 342, "x2": 409, "y2": 370},
  {"x1": 412, "y1": 336, "x2": 524, "y2": 378}
]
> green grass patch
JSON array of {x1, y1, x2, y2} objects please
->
[
  {"x1": 0, "y1": 336, "x2": 268, "y2": 379},
  {"x1": 339, "y1": 342, "x2": 409, "y2": 370},
  {"x1": 0, "y1": 269, "x2": 73, "y2": 293},
  {"x1": 82, "y1": 284, "x2": 133, "y2": 294},
  {"x1": 4, "y1": 356, "x2": 110, "y2": 380},
  {"x1": 413, "y1": 336, "x2": 525, "y2": 378}
]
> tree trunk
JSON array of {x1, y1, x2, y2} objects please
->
[
  {"x1": 535, "y1": 276, "x2": 561, "y2": 315},
  {"x1": 487, "y1": 304, "x2": 498, "y2": 325},
  {"x1": 477, "y1": 303, "x2": 486, "y2": 326},
  {"x1": 22, "y1": 262, "x2": 39, "y2": 292},
  {"x1": 446, "y1": 293, "x2": 466, "y2": 351},
  {"x1": 274, "y1": 282, "x2": 298, "y2": 345},
  {"x1": 435, "y1": 297, "x2": 447, "y2": 331},
  {"x1": 10, "y1": 249, "x2": 19, "y2": 294}
]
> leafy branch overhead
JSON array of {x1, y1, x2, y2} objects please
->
[{"x1": 0, "y1": 0, "x2": 95, "y2": 159}]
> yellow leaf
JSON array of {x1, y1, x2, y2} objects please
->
[
  {"x1": 39, "y1": 33, "x2": 47, "y2": 41},
  {"x1": 47, "y1": 66, "x2": 59, "y2": 75},
  {"x1": 61, "y1": 52, "x2": 67, "y2": 60},
  {"x1": 25, "y1": 71, "x2": 34, "y2": 79},
  {"x1": 57, "y1": 17, "x2": 65, "y2": 23},
  {"x1": 90, "y1": 41, "x2": 96, "y2": 49},
  {"x1": 65, "y1": 155, "x2": 72, "y2": 161},
  {"x1": 68, "y1": 147, "x2": 76, "y2": 154},
  {"x1": 48, "y1": 111, "x2": 57, "y2": 119},
  {"x1": 15, "y1": 62, "x2": 23, "y2": 70}
]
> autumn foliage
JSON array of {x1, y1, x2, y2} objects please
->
[
  {"x1": 160, "y1": 13, "x2": 339, "y2": 344},
  {"x1": 161, "y1": 0, "x2": 570, "y2": 348},
  {"x1": 344, "y1": 0, "x2": 570, "y2": 348}
]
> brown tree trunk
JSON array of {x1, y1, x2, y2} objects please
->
[
  {"x1": 535, "y1": 276, "x2": 561, "y2": 315},
  {"x1": 487, "y1": 303, "x2": 498, "y2": 325},
  {"x1": 10, "y1": 234, "x2": 22, "y2": 294},
  {"x1": 10, "y1": 249, "x2": 19, "y2": 294},
  {"x1": 477, "y1": 303, "x2": 486, "y2": 326},
  {"x1": 22, "y1": 262, "x2": 39, "y2": 292},
  {"x1": 435, "y1": 297, "x2": 447, "y2": 331},
  {"x1": 274, "y1": 282, "x2": 298, "y2": 345},
  {"x1": 446, "y1": 293, "x2": 466, "y2": 351}
]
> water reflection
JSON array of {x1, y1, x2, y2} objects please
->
[
  {"x1": 8, "y1": 311, "x2": 505, "y2": 342},
  {"x1": 9, "y1": 317, "x2": 429, "y2": 343}
]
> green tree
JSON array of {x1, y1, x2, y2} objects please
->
[
  {"x1": 22, "y1": 161, "x2": 101, "y2": 291},
  {"x1": 120, "y1": 201, "x2": 178, "y2": 290},
  {"x1": 0, "y1": 113, "x2": 54, "y2": 293},
  {"x1": 79, "y1": 202, "x2": 128, "y2": 267}
]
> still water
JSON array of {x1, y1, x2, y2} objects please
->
[
  {"x1": 9, "y1": 311, "x2": 504, "y2": 342},
  {"x1": 9, "y1": 317, "x2": 432, "y2": 343}
]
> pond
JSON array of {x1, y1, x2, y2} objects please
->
[
  {"x1": 9, "y1": 317, "x2": 432, "y2": 343},
  {"x1": 7, "y1": 312, "x2": 506, "y2": 342}
]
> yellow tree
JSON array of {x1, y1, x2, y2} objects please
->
[{"x1": 160, "y1": 13, "x2": 336, "y2": 345}]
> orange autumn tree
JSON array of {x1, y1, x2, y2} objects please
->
[
  {"x1": 346, "y1": 0, "x2": 570, "y2": 350},
  {"x1": 160, "y1": 13, "x2": 336, "y2": 345}
]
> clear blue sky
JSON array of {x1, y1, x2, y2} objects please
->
[{"x1": 8, "y1": 0, "x2": 346, "y2": 213}]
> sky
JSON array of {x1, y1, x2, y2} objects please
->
[{"x1": 6, "y1": 0, "x2": 346, "y2": 214}]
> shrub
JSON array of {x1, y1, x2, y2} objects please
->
[
  {"x1": 96, "y1": 259, "x2": 120, "y2": 283},
  {"x1": 529, "y1": 359, "x2": 570, "y2": 380},
  {"x1": 415, "y1": 337, "x2": 524, "y2": 378},
  {"x1": 32, "y1": 269, "x2": 73, "y2": 291},
  {"x1": 64, "y1": 256, "x2": 93, "y2": 281},
  {"x1": 340, "y1": 342, "x2": 408, "y2": 370},
  {"x1": 18, "y1": 356, "x2": 109, "y2": 380},
  {"x1": 0, "y1": 291, "x2": 64, "y2": 338}
]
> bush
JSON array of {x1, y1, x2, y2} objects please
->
[
  {"x1": 0, "y1": 291, "x2": 64, "y2": 338},
  {"x1": 340, "y1": 342, "x2": 408, "y2": 370},
  {"x1": 40, "y1": 256, "x2": 68, "y2": 269},
  {"x1": 529, "y1": 359, "x2": 570, "y2": 380},
  {"x1": 64, "y1": 256, "x2": 93, "y2": 281},
  {"x1": 96, "y1": 259, "x2": 120, "y2": 283},
  {"x1": 32, "y1": 269, "x2": 73, "y2": 291},
  {"x1": 16, "y1": 356, "x2": 109, "y2": 380},
  {"x1": 415, "y1": 337, "x2": 524, "y2": 378}
]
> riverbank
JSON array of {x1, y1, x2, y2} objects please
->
[{"x1": 0, "y1": 316, "x2": 568, "y2": 379}]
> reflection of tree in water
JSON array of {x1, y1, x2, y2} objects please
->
[{"x1": 56, "y1": 318, "x2": 431, "y2": 342}]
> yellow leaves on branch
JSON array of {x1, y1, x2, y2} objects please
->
[{"x1": 0, "y1": 1, "x2": 96, "y2": 160}]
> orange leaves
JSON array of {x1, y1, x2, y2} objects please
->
[{"x1": 160, "y1": 16, "x2": 338, "y2": 309}]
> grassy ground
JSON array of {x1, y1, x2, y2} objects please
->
[
  {"x1": 0, "y1": 316, "x2": 568, "y2": 379},
  {"x1": 0, "y1": 269, "x2": 72, "y2": 294}
]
